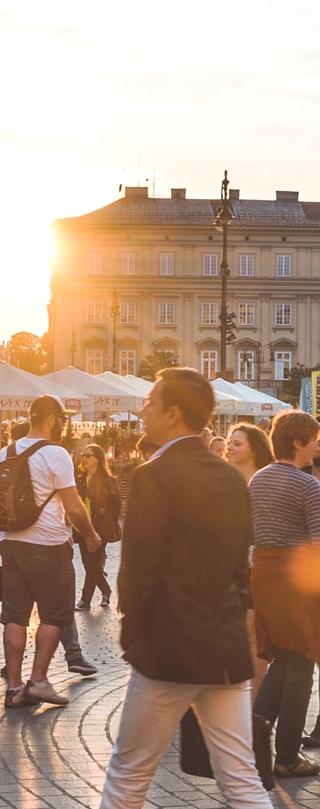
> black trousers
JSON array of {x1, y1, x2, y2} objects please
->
[{"x1": 78, "y1": 535, "x2": 111, "y2": 605}]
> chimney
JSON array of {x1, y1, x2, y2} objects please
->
[
  {"x1": 125, "y1": 187, "x2": 149, "y2": 198},
  {"x1": 276, "y1": 191, "x2": 299, "y2": 201},
  {"x1": 171, "y1": 188, "x2": 186, "y2": 199},
  {"x1": 229, "y1": 189, "x2": 240, "y2": 200}
]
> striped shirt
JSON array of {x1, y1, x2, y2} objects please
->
[{"x1": 249, "y1": 462, "x2": 320, "y2": 548}]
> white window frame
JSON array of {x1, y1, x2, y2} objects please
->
[
  {"x1": 238, "y1": 303, "x2": 255, "y2": 326},
  {"x1": 238, "y1": 350, "x2": 254, "y2": 380},
  {"x1": 277, "y1": 255, "x2": 291, "y2": 277},
  {"x1": 158, "y1": 302, "x2": 175, "y2": 325},
  {"x1": 201, "y1": 350, "x2": 218, "y2": 380},
  {"x1": 88, "y1": 252, "x2": 102, "y2": 275},
  {"x1": 160, "y1": 253, "x2": 174, "y2": 275},
  {"x1": 240, "y1": 255, "x2": 254, "y2": 276},
  {"x1": 275, "y1": 351, "x2": 292, "y2": 380},
  {"x1": 120, "y1": 301, "x2": 136, "y2": 324},
  {"x1": 119, "y1": 350, "x2": 136, "y2": 375},
  {"x1": 86, "y1": 301, "x2": 103, "y2": 324},
  {"x1": 275, "y1": 303, "x2": 292, "y2": 326},
  {"x1": 86, "y1": 349, "x2": 103, "y2": 375},
  {"x1": 121, "y1": 253, "x2": 135, "y2": 275},
  {"x1": 201, "y1": 302, "x2": 218, "y2": 325},
  {"x1": 203, "y1": 254, "x2": 218, "y2": 276}
]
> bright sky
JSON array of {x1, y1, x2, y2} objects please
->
[{"x1": 1, "y1": 0, "x2": 320, "y2": 344}]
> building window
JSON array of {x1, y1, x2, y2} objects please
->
[
  {"x1": 275, "y1": 303, "x2": 292, "y2": 326},
  {"x1": 160, "y1": 253, "x2": 174, "y2": 275},
  {"x1": 87, "y1": 302, "x2": 103, "y2": 324},
  {"x1": 86, "y1": 350, "x2": 103, "y2": 375},
  {"x1": 277, "y1": 255, "x2": 291, "y2": 276},
  {"x1": 120, "y1": 350, "x2": 136, "y2": 375},
  {"x1": 238, "y1": 303, "x2": 254, "y2": 326},
  {"x1": 203, "y1": 254, "x2": 218, "y2": 276},
  {"x1": 201, "y1": 302, "x2": 218, "y2": 325},
  {"x1": 201, "y1": 350, "x2": 218, "y2": 380},
  {"x1": 88, "y1": 253, "x2": 102, "y2": 274},
  {"x1": 158, "y1": 302, "x2": 175, "y2": 324},
  {"x1": 120, "y1": 302, "x2": 136, "y2": 324},
  {"x1": 238, "y1": 350, "x2": 254, "y2": 380},
  {"x1": 240, "y1": 255, "x2": 254, "y2": 276},
  {"x1": 121, "y1": 253, "x2": 135, "y2": 274},
  {"x1": 275, "y1": 351, "x2": 291, "y2": 380}
]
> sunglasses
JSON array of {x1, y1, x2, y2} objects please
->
[
  {"x1": 81, "y1": 452, "x2": 96, "y2": 459},
  {"x1": 56, "y1": 413, "x2": 68, "y2": 424}
]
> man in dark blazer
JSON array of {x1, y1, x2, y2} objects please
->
[{"x1": 99, "y1": 368, "x2": 272, "y2": 809}]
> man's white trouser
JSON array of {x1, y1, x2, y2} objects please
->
[{"x1": 99, "y1": 668, "x2": 272, "y2": 809}]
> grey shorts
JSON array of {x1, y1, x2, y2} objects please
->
[{"x1": 0, "y1": 539, "x2": 75, "y2": 628}]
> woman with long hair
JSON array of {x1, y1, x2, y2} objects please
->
[
  {"x1": 225, "y1": 422, "x2": 274, "y2": 484},
  {"x1": 74, "y1": 444, "x2": 121, "y2": 611}
]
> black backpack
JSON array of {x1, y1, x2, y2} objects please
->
[{"x1": 0, "y1": 440, "x2": 57, "y2": 532}]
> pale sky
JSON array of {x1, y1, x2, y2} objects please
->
[{"x1": 1, "y1": 0, "x2": 320, "y2": 344}]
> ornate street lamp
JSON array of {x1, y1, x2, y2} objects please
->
[
  {"x1": 109, "y1": 289, "x2": 121, "y2": 372},
  {"x1": 69, "y1": 329, "x2": 77, "y2": 365},
  {"x1": 256, "y1": 343, "x2": 275, "y2": 388},
  {"x1": 213, "y1": 171, "x2": 236, "y2": 379}
]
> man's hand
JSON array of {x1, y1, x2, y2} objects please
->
[{"x1": 85, "y1": 531, "x2": 102, "y2": 553}]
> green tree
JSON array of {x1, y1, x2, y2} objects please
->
[
  {"x1": 6, "y1": 331, "x2": 48, "y2": 375},
  {"x1": 137, "y1": 350, "x2": 180, "y2": 381}
]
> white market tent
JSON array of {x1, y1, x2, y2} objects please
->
[
  {"x1": 44, "y1": 367, "x2": 141, "y2": 412},
  {"x1": 97, "y1": 372, "x2": 144, "y2": 409},
  {"x1": 212, "y1": 378, "x2": 292, "y2": 416},
  {"x1": 0, "y1": 361, "x2": 94, "y2": 412}
]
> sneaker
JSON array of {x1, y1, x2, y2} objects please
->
[
  {"x1": 5, "y1": 686, "x2": 41, "y2": 709},
  {"x1": 274, "y1": 752, "x2": 320, "y2": 778},
  {"x1": 68, "y1": 656, "x2": 98, "y2": 676},
  {"x1": 101, "y1": 593, "x2": 110, "y2": 607},
  {"x1": 75, "y1": 600, "x2": 91, "y2": 611},
  {"x1": 24, "y1": 679, "x2": 69, "y2": 706}
]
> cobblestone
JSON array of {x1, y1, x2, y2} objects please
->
[{"x1": 0, "y1": 542, "x2": 319, "y2": 808}]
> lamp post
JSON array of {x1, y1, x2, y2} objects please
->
[
  {"x1": 214, "y1": 170, "x2": 236, "y2": 379},
  {"x1": 69, "y1": 330, "x2": 77, "y2": 365},
  {"x1": 109, "y1": 289, "x2": 121, "y2": 372},
  {"x1": 256, "y1": 343, "x2": 275, "y2": 388}
]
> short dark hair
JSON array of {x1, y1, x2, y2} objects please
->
[
  {"x1": 270, "y1": 410, "x2": 320, "y2": 460},
  {"x1": 155, "y1": 367, "x2": 215, "y2": 433},
  {"x1": 227, "y1": 422, "x2": 274, "y2": 469},
  {"x1": 29, "y1": 395, "x2": 66, "y2": 427}
]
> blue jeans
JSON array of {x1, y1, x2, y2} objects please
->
[{"x1": 253, "y1": 648, "x2": 314, "y2": 765}]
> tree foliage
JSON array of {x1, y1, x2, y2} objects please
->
[
  {"x1": 137, "y1": 350, "x2": 180, "y2": 381},
  {"x1": 6, "y1": 332, "x2": 48, "y2": 375}
]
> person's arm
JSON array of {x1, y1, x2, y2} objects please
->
[
  {"x1": 304, "y1": 477, "x2": 320, "y2": 542},
  {"x1": 59, "y1": 486, "x2": 101, "y2": 552}
]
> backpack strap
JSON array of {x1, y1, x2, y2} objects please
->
[{"x1": 6, "y1": 443, "x2": 17, "y2": 458}]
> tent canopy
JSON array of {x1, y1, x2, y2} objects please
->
[
  {"x1": 44, "y1": 367, "x2": 141, "y2": 412},
  {"x1": 0, "y1": 362, "x2": 93, "y2": 412},
  {"x1": 212, "y1": 378, "x2": 292, "y2": 416}
]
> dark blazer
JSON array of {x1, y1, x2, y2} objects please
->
[{"x1": 118, "y1": 436, "x2": 253, "y2": 684}]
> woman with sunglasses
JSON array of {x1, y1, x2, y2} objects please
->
[{"x1": 74, "y1": 444, "x2": 121, "y2": 611}]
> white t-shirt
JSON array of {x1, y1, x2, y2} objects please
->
[{"x1": 0, "y1": 438, "x2": 76, "y2": 545}]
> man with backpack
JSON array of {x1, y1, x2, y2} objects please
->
[{"x1": 0, "y1": 395, "x2": 101, "y2": 708}]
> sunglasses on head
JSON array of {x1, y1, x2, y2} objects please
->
[{"x1": 81, "y1": 452, "x2": 96, "y2": 459}]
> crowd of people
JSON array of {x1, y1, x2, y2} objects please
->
[{"x1": 1, "y1": 373, "x2": 320, "y2": 808}]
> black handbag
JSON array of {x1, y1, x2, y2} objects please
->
[{"x1": 180, "y1": 707, "x2": 274, "y2": 792}]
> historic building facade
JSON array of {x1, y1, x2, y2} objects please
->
[{"x1": 48, "y1": 186, "x2": 320, "y2": 394}]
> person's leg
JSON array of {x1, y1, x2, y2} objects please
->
[
  {"x1": 302, "y1": 664, "x2": 320, "y2": 745},
  {"x1": 78, "y1": 536, "x2": 101, "y2": 605},
  {"x1": 61, "y1": 617, "x2": 82, "y2": 661},
  {"x1": 275, "y1": 650, "x2": 314, "y2": 765},
  {"x1": 195, "y1": 681, "x2": 272, "y2": 809},
  {"x1": 30, "y1": 623, "x2": 62, "y2": 682},
  {"x1": 99, "y1": 670, "x2": 200, "y2": 809},
  {"x1": 253, "y1": 647, "x2": 287, "y2": 726},
  {"x1": 3, "y1": 623, "x2": 27, "y2": 688}
]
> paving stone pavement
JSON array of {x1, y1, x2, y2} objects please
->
[{"x1": 0, "y1": 542, "x2": 320, "y2": 808}]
